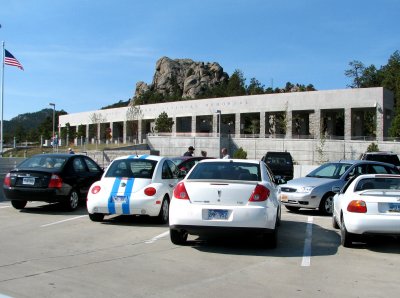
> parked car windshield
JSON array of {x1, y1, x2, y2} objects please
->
[
  {"x1": 355, "y1": 177, "x2": 400, "y2": 191},
  {"x1": 105, "y1": 159, "x2": 157, "y2": 178},
  {"x1": 306, "y1": 162, "x2": 351, "y2": 179},
  {"x1": 188, "y1": 161, "x2": 260, "y2": 181},
  {"x1": 18, "y1": 156, "x2": 68, "y2": 169}
]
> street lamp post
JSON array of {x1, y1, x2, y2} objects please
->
[
  {"x1": 216, "y1": 110, "x2": 221, "y2": 158},
  {"x1": 49, "y1": 103, "x2": 55, "y2": 151}
]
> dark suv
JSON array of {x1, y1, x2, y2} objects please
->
[
  {"x1": 359, "y1": 151, "x2": 400, "y2": 169},
  {"x1": 261, "y1": 151, "x2": 294, "y2": 181}
]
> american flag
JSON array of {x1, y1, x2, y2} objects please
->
[{"x1": 4, "y1": 49, "x2": 24, "y2": 70}]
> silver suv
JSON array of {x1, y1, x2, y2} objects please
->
[{"x1": 279, "y1": 160, "x2": 400, "y2": 215}]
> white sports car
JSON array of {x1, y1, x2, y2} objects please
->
[
  {"x1": 87, "y1": 155, "x2": 179, "y2": 223},
  {"x1": 332, "y1": 174, "x2": 400, "y2": 247},
  {"x1": 169, "y1": 159, "x2": 281, "y2": 248}
]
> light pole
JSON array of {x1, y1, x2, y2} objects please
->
[
  {"x1": 216, "y1": 110, "x2": 221, "y2": 158},
  {"x1": 49, "y1": 103, "x2": 55, "y2": 151}
]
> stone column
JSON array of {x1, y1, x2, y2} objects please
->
[
  {"x1": 191, "y1": 116, "x2": 196, "y2": 136},
  {"x1": 376, "y1": 107, "x2": 384, "y2": 141},
  {"x1": 235, "y1": 113, "x2": 241, "y2": 136},
  {"x1": 310, "y1": 109, "x2": 320, "y2": 139},
  {"x1": 259, "y1": 112, "x2": 265, "y2": 138},
  {"x1": 344, "y1": 108, "x2": 352, "y2": 140},
  {"x1": 213, "y1": 114, "x2": 218, "y2": 137},
  {"x1": 286, "y1": 111, "x2": 292, "y2": 139},
  {"x1": 172, "y1": 117, "x2": 177, "y2": 136},
  {"x1": 138, "y1": 119, "x2": 143, "y2": 144},
  {"x1": 123, "y1": 121, "x2": 127, "y2": 144}
]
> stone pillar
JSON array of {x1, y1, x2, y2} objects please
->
[
  {"x1": 123, "y1": 121, "x2": 127, "y2": 144},
  {"x1": 75, "y1": 126, "x2": 79, "y2": 146},
  {"x1": 310, "y1": 109, "x2": 320, "y2": 139},
  {"x1": 286, "y1": 111, "x2": 292, "y2": 138},
  {"x1": 235, "y1": 113, "x2": 241, "y2": 136},
  {"x1": 172, "y1": 117, "x2": 177, "y2": 136},
  {"x1": 259, "y1": 112, "x2": 265, "y2": 138},
  {"x1": 97, "y1": 123, "x2": 101, "y2": 143},
  {"x1": 376, "y1": 107, "x2": 384, "y2": 141},
  {"x1": 344, "y1": 108, "x2": 352, "y2": 140},
  {"x1": 213, "y1": 114, "x2": 218, "y2": 137},
  {"x1": 86, "y1": 124, "x2": 89, "y2": 144},
  {"x1": 138, "y1": 119, "x2": 143, "y2": 143},
  {"x1": 191, "y1": 116, "x2": 196, "y2": 136}
]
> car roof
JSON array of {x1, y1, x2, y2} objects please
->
[
  {"x1": 199, "y1": 158, "x2": 260, "y2": 165},
  {"x1": 112, "y1": 154, "x2": 165, "y2": 162},
  {"x1": 362, "y1": 151, "x2": 398, "y2": 155}
]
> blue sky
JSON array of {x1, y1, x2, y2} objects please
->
[{"x1": 1, "y1": 0, "x2": 399, "y2": 120}]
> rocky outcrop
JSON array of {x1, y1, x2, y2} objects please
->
[{"x1": 134, "y1": 57, "x2": 229, "y2": 99}]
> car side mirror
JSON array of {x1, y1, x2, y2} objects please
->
[
  {"x1": 332, "y1": 186, "x2": 341, "y2": 193},
  {"x1": 275, "y1": 176, "x2": 286, "y2": 185}
]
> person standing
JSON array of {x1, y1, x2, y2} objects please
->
[
  {"x1": 221, "y1": 148, "x2": 230, "y2": 159},
  {"x1": 183, "y1": 146, "x2": 195, "y2": 156}
]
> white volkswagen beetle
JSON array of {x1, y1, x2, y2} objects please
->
[
  {"x1": 169, "y1": 159, "x2": 281, "y2": 248},
  {"x1": 87, "y1": 155, "x2": 179, "y2": 223},
  {"x1": 332, "y1": 174, "x2": 400, "y2": 247}
]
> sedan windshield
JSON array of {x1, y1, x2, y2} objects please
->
[
  {"x1": 18, "y1": 156, "x2": 68, "y2": 169},
  {"x1": 106, "y1": 159, "x2": 157, "y2": 178},
  {"x1": 306, "y1": 163, "x2": 351, "y2": 179},
  {"x1": 188, "y1": 162, "x2": 260, "y2": 181}
]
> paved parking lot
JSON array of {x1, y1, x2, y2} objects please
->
[{"x1": 0, "y1": 198, "x2": 399, "y2": 298}]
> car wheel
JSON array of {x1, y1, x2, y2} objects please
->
[
  {"x1": 11, "y1": 200, "x2": 27, "y2": 210},
  {"x1": 285, "y1": 206, "x2": 300, "y2": 212},
  {"x1": 89, "y1": 213, "x2": 105, "y2": 222},
  {"x1": 332, "y1": 214, "x2": 340, "y2": 229},
  {"x1": 261, "y1": 215, "x2": 278, "y2": 249},
  {"x1": 170, "y1": 228, "x2": 188, "y2": 245},
  {"x1": 65, "y1": 190, "x2": 79, "y2": 211},
  {"x1": 156, "y1": 197, "x2": 169, "y2": 224},
  {"x1": 319, "y1": 193, "x2": 334, "y2": 215},
  {"x1": 340, "y1": 216, "x2": 355, "y2": 247}
]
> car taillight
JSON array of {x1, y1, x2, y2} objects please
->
[
  {"x1": 48, "y1": 174, "x2": 63, "y2": 188},
  {"x1": 144, "y1": 187, "x2": 157, "y2": 196},
  {"x1": 249, "y1": 185, "x2": 270, "y2": 202},
  {"x1": 4, "y1": 173, "x2": 11, "y2": 187},
  {"x1": 173, "y1": 182, "x2": 190, "y2": 200},
  {"x1": 91, "y1": 185, "x2": 101, "y2": 194},
  {"x1": 347, "y1": 200, "x2": 367, "y2": 213}
]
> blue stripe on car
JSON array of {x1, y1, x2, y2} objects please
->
[
  {"x1": 122, "y1": 178, "x2": 134, "y2": 214},
  {"x1": 108, "y1": 178, "x2": 121, "y2": 214}
]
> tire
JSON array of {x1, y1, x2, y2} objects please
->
[
  {"x1": 11, "y1": 200, "x2": 27, "y2": 210},
  {"x1": 89, "y1": 213, "x2": 105, "y2": 222},
  {"x1": 65, "y1": 190, "x2": 79, "y2": 211},
  {"x1": 170, "y1": 228, "x2": 188, "y2": 245},
  {"x1": 156, "y1": 197, "x2": 169, "y2": 224},
  {"x1": 319, "y1": 193, "x2": 334, "y2": 215},
  {"x1": 261, "y1": 215, "x2": 278, "y2": 249},
  {"x1": 285, "y1": 206, "x2": 300, "y2": 212},
  {"x1": 340, "y1": 216, "x2": 355, "y2": 247},
  {"x1": 332, "y1": 214, "x2": 339, "y2": 229}
]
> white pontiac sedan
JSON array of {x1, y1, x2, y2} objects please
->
[
  {"x1": 332, "y1": 174, "x2": 400, "y2": 247},
  {"x1": 169, "y1": 159, "x2": 281, "y2": 248},
  {"x1": 87, "y1": 155, "x2": 179, "y2": 223}
]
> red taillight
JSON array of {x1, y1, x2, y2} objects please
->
[
  {"x1": 91, "y1": 185, "x2": 101, "y2": 194},
  {"x1": 48, "y1": 174, "x2": 62, "y2": 188},
  {"x1": 144, "y1": 187, "x2": 157, "y2": 196},
  {"x1": 347, "y1": 200, "x2": 367, "y2": 213},
  {"x1": 173, "y1": 182, "x2": 190, "y2": 200},
  {"x1": 4, "y1": 173, "x2": 11, "y2": 187},
  {"x1": 249, "y1": 185, "x2": 270, "y2": 202}
]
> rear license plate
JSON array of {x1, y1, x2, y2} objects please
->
[
  {"x1": 22, "y1": 177, "x2": 35, "y2": 185},
  {"x1": 388, "y1": 203, "x2": 400, "y2": 213},
  {"x1": 280, "y1": 194, "x2": 288, "y2": 202},
  {"x1": 112, "y1": 195, "x2": 127, "y2": 202},
  {"x1": 207, "y1": 209, "x2": 228, "y2": 220}
]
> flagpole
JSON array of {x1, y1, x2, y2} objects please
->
[{"x1": 0, "y1": 41, "x2": 5, "y2": 156}]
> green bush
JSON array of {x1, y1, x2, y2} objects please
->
[
  {"x1": 367, "y1": 142, "x2": 379, "y2": 152},
  {"x1": 233, "y1": 147, "x2": 247, "y2": 159}
]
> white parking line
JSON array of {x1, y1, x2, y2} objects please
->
[
  {"x1": 301, "y1": 216, "x2": 313, "y2": 267},
  {"x1": 40, "y1": 215, "x2": 88, "y2": 227},
  {"x1": 0, "y1": 206, "x2": 10, "y2": 209},
  {"x1": 145, "y1": 230, "x2": 170, "y2": 244}
]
